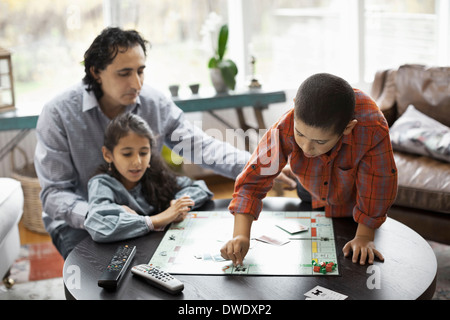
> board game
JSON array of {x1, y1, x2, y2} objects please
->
[{"x1": 148, "y1": 211, "x2": 339, "y2": 276}]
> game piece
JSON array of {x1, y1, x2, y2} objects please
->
[{"x1": 312, "y1": 260, "x2": 337, "y2": 274}]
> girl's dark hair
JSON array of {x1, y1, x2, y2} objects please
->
[
  {"x1": 294, "y1": 73, "x2": 356, "y2": 135},
  {"x1": 97, "y1": 112, "x2": 180, "y2": 212},
  {"x1": 83, "y1": 27, "x2": 150, "y2": 100}
]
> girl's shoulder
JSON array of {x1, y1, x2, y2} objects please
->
[{"x1": 88, "y1": 173, "x2": 124, "y2": 190}]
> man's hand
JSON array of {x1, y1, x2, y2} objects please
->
[{"x1": 342, "y1": 223, "x2": 384, "y2": 265}]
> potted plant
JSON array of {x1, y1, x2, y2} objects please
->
[{"x1": 207, "y1": 24, "x2": 238, "y2": 93}]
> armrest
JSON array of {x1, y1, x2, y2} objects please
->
[{"x1": 0, "y1": 178, "x2": 24, "y2": 242}]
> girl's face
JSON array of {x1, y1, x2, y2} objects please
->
[{"x1": 103, "y1": 132, "x2": 151, "y2": 190}]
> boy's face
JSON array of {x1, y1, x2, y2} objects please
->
[
  {"x1": 102, "y1": 132, "x2": 151, "y2": 190},
  {"x1": 92, "y1": 45, "x2": 146, "y2": 109},
  {"x1": 294, "y1": 118, "x2": 354, "y2": 158}
]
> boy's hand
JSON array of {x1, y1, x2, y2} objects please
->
[
  {"x1": 220, "y1": 235, "x2": 250, "y2": 266},
  {"x1": 220, "y1": 213, "x2": 254, "y2": 266},
  {"x1": 342, "y1": 223, "x2": 384, "y2": 265},
  {"x1": 342, "y1": 236, "x2": 384, "y2": 265}
]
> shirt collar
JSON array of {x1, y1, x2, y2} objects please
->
[{"x1": 82, "y1": 85, "x2": 99, "y2": 112}]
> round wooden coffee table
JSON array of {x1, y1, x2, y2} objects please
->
[{"x1": 63, "y1": 198, "x2": 437, "y2": 300}]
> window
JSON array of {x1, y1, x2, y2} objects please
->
[
  {"x1": 242, "y1": 0, "x2": 359, "y2": 89},
  {"x1": 0, "y1": 0, "x2": 104, "y2": 108},
  {"x1": 364, "y1": 0, "x2": 438, "y2": 82},
  {"x1": 124, "y1": 0, "x2": 229, "y2": 93},
  {"x1": 0, "y1": 0, "x2": 448, "y2": 108},
  {"x1": 234, "y1": 0, "x2": 449, "y2": 88}
]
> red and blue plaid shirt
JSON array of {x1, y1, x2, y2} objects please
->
[{"x1": 229, "y1": 89, "x2": 398, "y2": 229}]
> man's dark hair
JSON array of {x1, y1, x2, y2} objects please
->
[
  {"x1": 294, "y1": 73, "x2": 356, "y2": 135},
  {"x1": 83, "y1": 27, "x2": 150, "y2": 100}
]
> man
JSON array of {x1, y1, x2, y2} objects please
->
[{"x1": 35, "y1": 27, "x2": 295, "y2": 259}]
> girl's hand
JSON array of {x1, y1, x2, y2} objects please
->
[
  {"x1": 170, "y1": 196, "x2": 193, "y2": 222},
  {"x1": 122, "y1": 205, "x2": 137, "y2": 215},
  {"x1": 151, "y1": 196, "x2": 194, "y2": 229}
]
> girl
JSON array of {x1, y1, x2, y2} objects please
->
[{"x1": 85, "y1": 112, "x2": 213, "y2": 242}]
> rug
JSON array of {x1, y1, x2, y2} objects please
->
[
  {"x1": 429, "y1": 240, "x2": 450, "y2": 300},
  {"x1": 8, "y1": 242, "x2": 64, "y2": 283}
]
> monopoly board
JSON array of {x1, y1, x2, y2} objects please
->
[{"x1": 148, "y1": 211, "x2": 339, "y2": 276}]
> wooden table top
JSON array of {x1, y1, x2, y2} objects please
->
[{"x1": 63, "y1": 197, "x2": 437, "y2": 301}]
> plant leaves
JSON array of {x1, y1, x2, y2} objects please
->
[
  {"x1": 208, "y1": 57, "x2": 218, "y2": 68},
  {"x1": 218, "y1": 59, "x2": 238, "y2": 90},
  {"x1": 217, "y1": 24, "x2": 228, "y2": 60}
]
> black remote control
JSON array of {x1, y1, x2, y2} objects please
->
[{"x1": 98, "y1": 245, "x2": 136, "y2": 290}]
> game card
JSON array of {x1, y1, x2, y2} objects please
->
[
  {"x1": 304, "y1": 286, "x2": 348, "y2": 300},
  {"x1": 255, "y1": 234, "x2": 290, "y2": 246},
  {"x1": 276, "y1": 220, "x2": 309, "y2": 234}
]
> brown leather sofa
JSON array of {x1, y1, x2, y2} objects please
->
[{"x1": 371, "y1": 64, "x2": 450, "y2": 244}]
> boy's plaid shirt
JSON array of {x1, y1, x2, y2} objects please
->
[{"x1": 229, "y1": 89, "x2": 398, "y2": 229}]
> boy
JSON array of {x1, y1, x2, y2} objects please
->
[{"x1": 221, "y1": 73, "x2": 398, "y2": 266}]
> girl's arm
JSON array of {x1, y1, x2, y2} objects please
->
[
  {"x1": 174, "y1": 176, "x2": 214, "y2": 209},
  {"x1": 85, "y1": 176, "x2": 150, "y2": 243}
]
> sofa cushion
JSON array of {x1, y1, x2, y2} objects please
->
[
  {"x1": 395, "y1": 64, "x2": 450, "y2": 127},
  {"x1": 393, "y1": 152, "x2": 450, "y2": 214},
  {"x1": 390, "y1": 104, "x2": 450, "y2": 163}
]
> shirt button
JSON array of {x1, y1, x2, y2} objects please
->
[{"x1": 324, "y1": 181, "x2": 328, "y2": 185}]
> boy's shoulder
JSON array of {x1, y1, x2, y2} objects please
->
[{"x1": 353, "y1": 89, "x2": 389, "y2": 131}]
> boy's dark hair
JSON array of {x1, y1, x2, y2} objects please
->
[
  {"x1": 97, "y1": 112, "x2": 180, "y2": 213},
  {"x1": 294, "y1": 73, "x2": 356, "y2": 135},
  {"x1": 83, "y1": 27, "x2": 149, "y2": 100}
]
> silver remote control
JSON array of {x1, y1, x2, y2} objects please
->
[{"x1": 131, "y1": 264, "x2": 184, "y2": 294}]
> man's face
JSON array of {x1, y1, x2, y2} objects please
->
[
  {"x1": 94, "y1": 45, "x2": 146, "y2": 108},
  {"x1": 293, "y1": 118, "x2": 343, "y2": 158}
]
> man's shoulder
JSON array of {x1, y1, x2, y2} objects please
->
[
  {"x1": 139, "y1": 84, "x2": 172, "y2": 106},
  {"x1": 42, "y1": 82, "x2": 86, "y2": 114}
]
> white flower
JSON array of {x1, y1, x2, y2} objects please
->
[{"x1": 200, "y1": 12, "x2": 223, "y2": 55}]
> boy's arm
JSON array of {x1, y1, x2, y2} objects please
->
[
  {"x1": 223, "y1": 115, "x2": 293, "y2": 265},
  {"x1": 346, "y1": 121, "x2": 397, "y2": 264}
]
